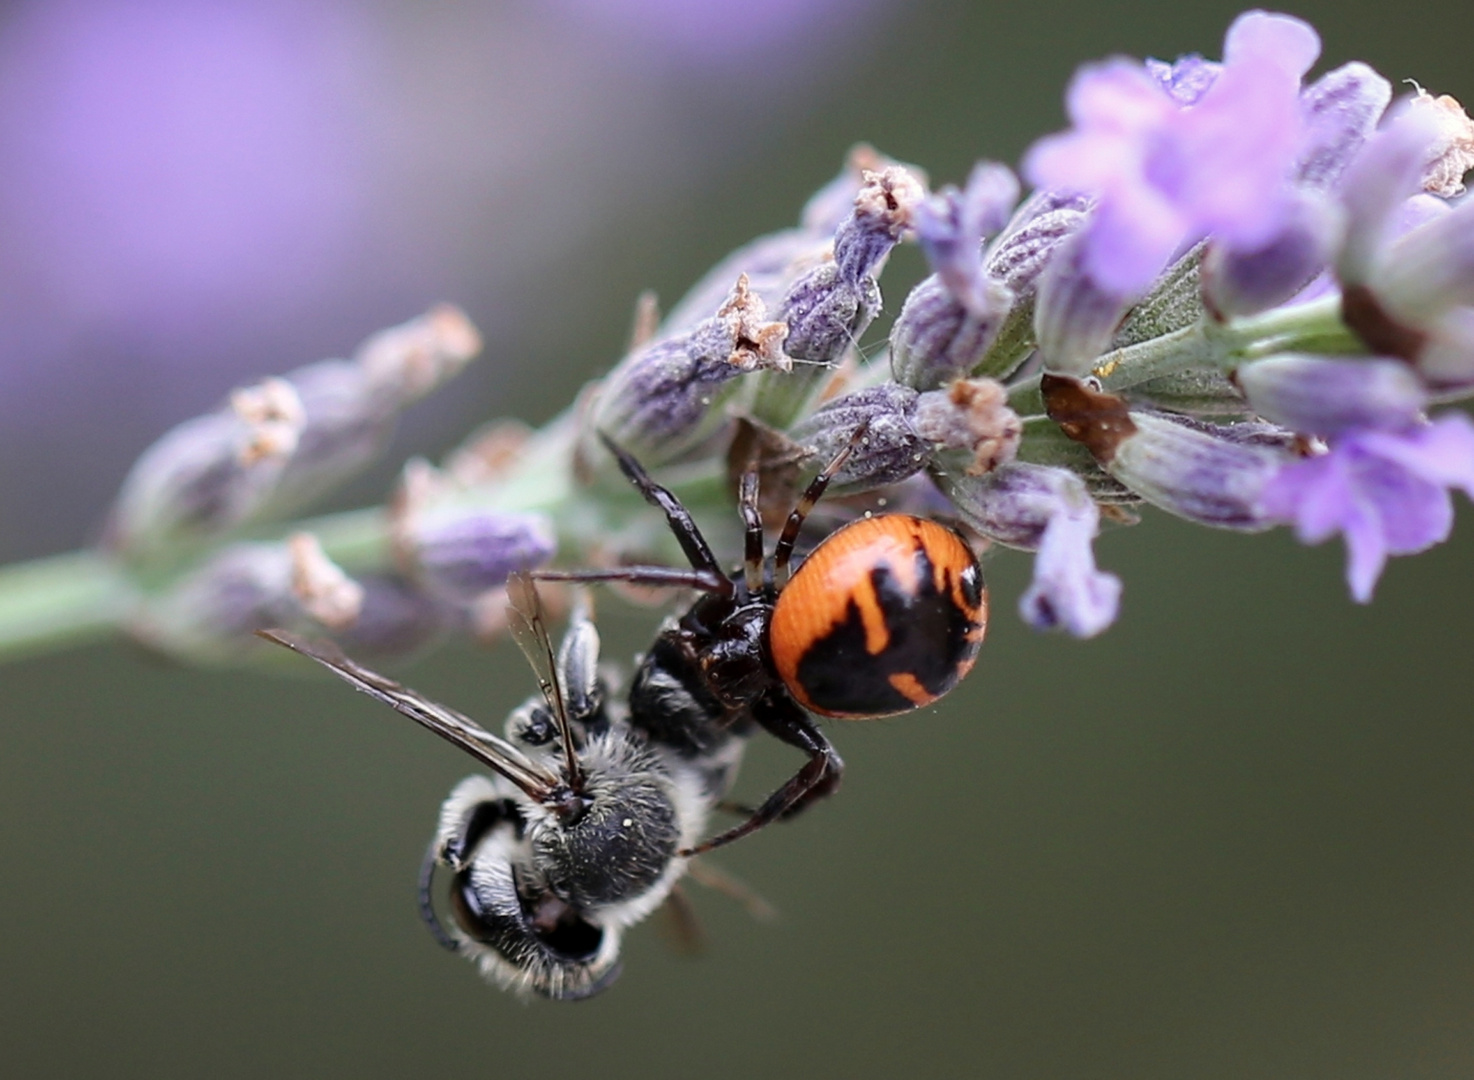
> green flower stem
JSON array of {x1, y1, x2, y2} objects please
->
[
  {"x1": 1094, "y1": 295, "x2": 1360, "y2": 391},
  {"x1": 0, "y1": 550, "x2": 135, "y2": 662},
  {"x1": 0, "y1": 424, "x2": 741, "y2": 667}
]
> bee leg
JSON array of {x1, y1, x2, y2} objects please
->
[
  {"x1": 686, "y1": 859, "x2": 778, "y2": 923},
  {"x1": 655, "y1": 884, "x2": 706, "y2": 956},
  {"x1": 679, "y1": 692, "x2": 843, "y2": 856},
  {"x1": 417, "y1": 840, "x2": 460, "y2": 952}
]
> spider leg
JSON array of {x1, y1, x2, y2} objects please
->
[
  {"x1": 773, "y1": 420, "x2": 871, "y2": 589},
  {"x1": 738, "y1": 469, "x2": 764, "y2": 596},
  {"x1": 531, "y1": 566, "x2": 728, "y2": 592},
  {"x1": 600, "y1": 433, "x2": 731, "y2": 594},
  {"x1": 679, "y1": 691, "x2": 843, "y2": 856}
]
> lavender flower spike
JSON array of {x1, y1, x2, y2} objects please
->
[
  {"x1": 1259, "y1": 413, "x2": 1474, "y2": 601},
  {"x1": 1024, "y1": 10, "x2": 1320, "y2": 296}
]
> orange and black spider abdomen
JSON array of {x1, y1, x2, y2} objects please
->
[{"x1": 769, "y1": 515, "x2": 987, "y2": 719}]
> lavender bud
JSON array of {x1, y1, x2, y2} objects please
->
[
  {"x1": 108, "y1": 308, "x2": 482, "y2": 562},
  {"x1": 392, "y1": 460, "x2": 557, "y2": 604},
  {"x1": 1296, "y1": 62, "x2": 1392, "y2": 189},
  {"x1": 128, "y1": 534, "x2": 367, "y2": 665},
  {"x1": 791, "y1": 377, "x2": 1020, "y2": 492},
  {"x1": 914, "y1": 378, "x2": 1022, "y2": 476},
  {"x1": 1033, "y1": 232, "x2": 1135, "y2": 375},
  {"x1": 661, "y1": 147, "x2": 922, "y2": 337},
  {"x1": 1042, "y1": 375, "x2": 1288, "y2": 530},
  {"x1": 799, "y1": 144, "x2": 923, "y2": 235},
  {"x1": 108, "y1": 384, "x2": 299, "y2": 559},
  {"x1": 1111, "y1": 414, "x2": 1289, "y2": 530},
  {"x1": 789, "y1": 383, "x2": 928, "y2": 490},
  {"x1": 914, "y1": 162, "x2": 1019, "y2": 314},
  {"x1": 973, "y1": 189, "x2": 1094, "y2": 377},
  {"x1": 833, "y1": 166, "x2": 924, "y2": 285},
  {"x1": 777, "y1": 168, "x2": 921, "y2": 364},
  {"x1": 255, "y1": 359, "x2": 400, "y2": 518},
  {"x1": 776, "y1": 262, "x2": 881, "y2": 366},
  {"x1": 939, "y1": 460, "x2": 1093, "y2": 549},
  {"x1": 891, "y1": 163, "x2": 1024, "y2": 389},
  {"x1": 1372, "y1": 197, "x2": 1474, "y2": 326},
  {"x1": 889, "y1": 272, "x2": 1012, "y2": 389},
  {"x1": 1337, "y1": 103, "x2": 1443, "y2": 290},
  {"x1": 986, "y1": 190, "x2": 1094, "y2": 295},
  {"x1": 1235, "y1": 354, "x2": 1428, "y2": 437},
  {"x1": 592, "y1": 275, "x2": 790, "y2": 463},
  {"x1": 1202, "y1": 192, "x2": 1342, "y2": 318},
  {"x1": 355, "y1": 304, "x2": 483, "y2": 404}
]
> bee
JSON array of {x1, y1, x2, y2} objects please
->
[
  {"x1": 261, "y1": 429, "x2": 987, "y2": 997},
  {"x1": 262, "y1": 578, "x2": 738, "y2": 1000}
]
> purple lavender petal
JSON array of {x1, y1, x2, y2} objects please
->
[
  {"x1": 1337, "y1": 103, "x2": 1444, "y2": 287},
  {"x1": 1202, "y1": 190, "x2": 1339, "y2": 317},
  {"x1": 1023, "y1": 12, "x2": 1319, "y2": 295},
  {"x1": 1234, "y1": 355, "x2": 1427, "y2": 437},
  {"x1": 1296, "y1": 62, "x2": 1392, "y2": 189},
  {"x1": 1018, "y1": 501, "x2": 1122, "y2": 638},
  {"x1": 1221, "y1": 10, "x2": 1320, "y2": 73},
  {"x1": 1260, "y1": 415, "x2": 1474, "y2": 600},
  {"x1": 1356, "y1": 412, "x2": 1474, "y2": 495}
]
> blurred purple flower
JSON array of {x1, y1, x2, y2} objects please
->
[
  {"x1": 1259, "y1": 413, "x2": 1474, "y2": 601},
  {"x1": 1023, "y1": 10, "x2": 1320, "y2": 296},
  {"x1": 0, "y1": 0, "x2": 373, "y2": 326},
  {"x1": 541, "y1": 0, "x2": 892, "y2": 68}
]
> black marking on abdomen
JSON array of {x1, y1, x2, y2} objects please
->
[{"x1": 794, "y1": 547, "x2": 977, "y2": 716}]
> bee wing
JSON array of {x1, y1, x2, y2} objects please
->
[
  {"x1": 504, "y1": 573, "x2": 584, "y2": 789},
  {"x1": 257, "y1": 629, "x2": 558, "y2": 799}
]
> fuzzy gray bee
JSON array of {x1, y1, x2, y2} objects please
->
[{"x1": 259, "y1": 576, "x2": 744, "y2": 1000}]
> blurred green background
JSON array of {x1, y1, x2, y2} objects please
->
[{"x1": 4, "y1": 0, "x2": 1474, "y2": 1077}]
